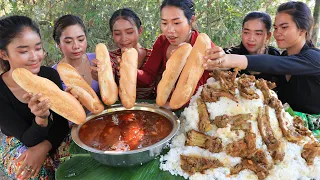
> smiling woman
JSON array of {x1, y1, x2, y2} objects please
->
[
  {"x1": 223, "y1": 11, "x2": 282, "y2": 86},
  {"x1": 0, "y1": 15, "x2": 70, "y2": 180},
  {"x1": 107, "y1": 8, "x2": 155, "y2": 99},
  {"x1": 203, "y1": 1, "x2": 320, "y2": 115}
]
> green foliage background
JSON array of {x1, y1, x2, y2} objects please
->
[{"x1": 0, "y1": 0, "x2": 315, "y2": 66}]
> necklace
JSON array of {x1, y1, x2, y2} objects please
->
[
  {"x1": 62, "y1": 54, "x2": 88, "y2": 78},
  {"x1": 79, "y1": 55, "x2": 88, "y2": 79}
]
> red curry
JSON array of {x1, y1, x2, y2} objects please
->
[{"x1": 79, "y1": 110, "x2": 172, "y2": 151}]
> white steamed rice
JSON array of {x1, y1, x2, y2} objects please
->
[{"x1": 160, "y1": 77, "x2": 320, "y2": 180}]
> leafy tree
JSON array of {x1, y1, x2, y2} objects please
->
[{"x1": 0, "y1": 0, "x2": 317, "y2": 66}]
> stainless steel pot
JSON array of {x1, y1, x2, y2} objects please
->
[{"x1": 71, "y1": 103, "x2": 180, "y2": 167}]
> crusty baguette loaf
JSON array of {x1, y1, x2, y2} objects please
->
[
  {"x1": 12, "y1": 68, "x2": 86, "y2": 124},
  {"x1": 156, "y1": 43, "x2": 192, "y2": 106},
  {"x1": 119, "y1": 48, "x2": 138, "y2": 109},
  {"x1": 57, "y1": 62, "x2": 104, "y2": 114},
  {"x1": 169, "y1": 33, "x2": 212, "y2": 109},
  {"x1": 69, "y1": 86, "x2": 104, "y2": 114},
  {"x1": 95, "y1": 43, "x2": 118, "y2": 105}
]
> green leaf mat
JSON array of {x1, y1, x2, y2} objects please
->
[
  {"x1": 56, "y1": 100, "x2": 185, "y2": 180},
  {"x1": 56, "y1": 142, "x2": 184, "y2": 180}
]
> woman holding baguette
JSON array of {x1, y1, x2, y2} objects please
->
[
  {"x1": 108, "y1": 8, "x2": 154, "y2": 99},
  {"x1": 52, "y1": 14, "x2": 100, "y2": 94},
  {"x1": 136, "y1": 0, "x2": 215, "y2": 107},
  {"x1": 0, "y1": 16, "x2": 70, "y2": 180},
  {"x1": 91, "y1": 8, "x2": 155, "y2": 99},
  {"x1": 204, "y1": 1, "x2": 320, "y2": 115}
]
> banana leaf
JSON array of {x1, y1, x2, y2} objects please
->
[{"x1": 56, "y1": 142, "x2": 184, "y2": 180}]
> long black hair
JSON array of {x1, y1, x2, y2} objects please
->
[
  {"x1": 0, "y1": 15, "x2": 41, "y2": 72},
  {"x1": 277, "y1": 1, "x2": 314, "y2": 47}
]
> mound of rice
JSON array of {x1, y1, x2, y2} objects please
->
[{"x1": 160, "y1": 77, "x2": 320, "y2": 180}]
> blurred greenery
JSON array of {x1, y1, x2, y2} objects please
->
[{"x1": 0, "y1": 0, "x2": 316, "y2": 66}]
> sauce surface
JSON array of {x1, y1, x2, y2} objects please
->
[{"x1": 79, "y1": 110, "x2": 172, "y2": 151}]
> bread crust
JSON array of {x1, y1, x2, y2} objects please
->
[
  {"x1": 57, "y1": 62, "x2": 104, "y2": 114},
  {"x1": 12, "y1": 68, "x2": 86, "y2": 125},
  {"x1": 69, "y1": 86, "x2": 104, "y2": 114},
  {"x1": 95, "y1": 43, "x2": 118, "y2": 105},
  {"x1": 119, "y1": 48, "x2": 138, "y2": 109},
  {"x1": 169, "y1": 33, "x2": 212, "y2": 109},
  {"x1": 156, "y1": 43, "x2": 192, "y2": 106}
]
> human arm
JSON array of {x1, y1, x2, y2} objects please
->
[
  {"x1": 0, "y1": 95, "x2": 53, "y2": 147},
  {"x1": 137, "y1": 36, "x2": 165, "y2": 87},
  {"x1": 204, "y1": 46, "x2": 320, "y2": 76}
]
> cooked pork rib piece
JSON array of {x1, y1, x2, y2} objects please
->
[
  {"x1": 257, "y1": 106, "x2": 285, "y2": 161},
  {"x1": 293, "y1": 116, "x2": 311, "y2": 137},
  {"x1": 255, "y1": 79, "x2": 278, "y2": 107},
  {"x1": 186, "y1": 130, "x2": 223, "y2": 153},
  {"x1": 276, "y1": 110, "x2": 304, "y2": 143},
  {"x1": 197, "y1": 98, "x2": 212, "y2": 132},
  {"x1": 226, "y1": 131, "x2": 256, "y2": 158},
  {"x1": 212, "y1": 113, "x2": 252, "y2": 131},
  {"x1": 266, "y1": 81, "x2": 276, "y2": 90},
  {"x1": 237, "y1": 74, "x2": 259, "y2": 100},
  {"x1": 180, "y1": 154, "x2": 224, "y2": 175},
  {"x1": 201, "y1": 84, "x2": 238, "y2": 103},
  {"x1": 210, "y1": 69, "x2": 238, "y2": 95},
  {"x1": 231, "y1": 150, "x2": 269, "y2": 180},
  {"x1": 301, "y1": 141, "x2": 320, "y2": 165}
]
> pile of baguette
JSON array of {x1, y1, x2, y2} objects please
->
[
  {"x1": 156, "y1": 33, "x2": 212, "y2": 109},
  {"x1": 12, "y1": 43, "x2": 138, "y2": 125},
  {"x1": 11, "y1": 33, "x2": 211, "y2": 125}
]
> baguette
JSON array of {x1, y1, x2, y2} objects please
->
[
  {"x1": 169, "y1": 33, "x2": 212, "y2": 109},
  {"x1": 156, "y1": 43, "x2": 192, "y2": 106},
  {"x1": 69, "y1": 86, "x2": 104, "y2": 114},
  {"x1": 95, "y1": 43, "x2": 118, "y2": 105},
  {"x1": 119, "y1": 48, "x2": 138, "y2": 109},
  {"x1": 57, "y1": 62, "x2": 104, "y2": 114},
  {"x1": 12, "y1": 68, "x2": 86, "y2": 124}
]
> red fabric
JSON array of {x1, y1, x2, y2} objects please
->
[
  {"x1": 109, "y1": 48, "x2": 155, "y2": 99},
  {"x1": 137, "y1": 30, "x2": 215, "y2": 95}
]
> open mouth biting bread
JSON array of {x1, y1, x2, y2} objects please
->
[
  {"x1": 169, "y1": 33, "x2": 212, "y2": 109},
  {"x1": 12, "y1": 68, "x2": 86, "y2": 124},
  {"x1": 156, "y1": 43, "x2": 192, "y2": 107},
  {"x1": 119, "y1": 48, "x2": 138, "y2": 109},
  {"x1": 95, "y1": 43, "x2": 118, "y2": 105},
  {"x1": 57, "y1": 62, "x2": 104, "y2": 114}
]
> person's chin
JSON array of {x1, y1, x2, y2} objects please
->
[
  {"x1": 28, "y1": 65, "x2": 41, "y2": 74},
  {"x1": 277, "y1": 44, "x2": 287, "y2": 49},
  {"x1": 171, "y1": 40, "x2": 184, "y2": 46}
]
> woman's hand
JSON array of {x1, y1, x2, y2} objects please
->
[
  {"x1": 203, "y1": 46, "x2": 228, "y2": 70},
  {"x1": 90, "y1": 59, "x2": 100, "y2": 81},
  {"x1": 65, "y1": 87, "x2": 79, "y2": 100},
  {"x1": 23, "y1": 93, "x2": 50, "y2": 127},
  {"x1": 203, "y1": 46, "x2": 248, "y2": 70},
  {"x1": 116, "y1": 56, "x2": 121, "y2": 70},
  {"x1": 15, "y1": 140, "x2": 52, "y2": 180}
]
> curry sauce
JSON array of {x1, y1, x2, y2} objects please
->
[{"x1": 79, "y1": 110, "x2": 172, "y2": 151}]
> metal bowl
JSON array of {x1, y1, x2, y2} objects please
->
[{"x1": 71, "y1": 103, "x2": 180, "y2": 167}]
